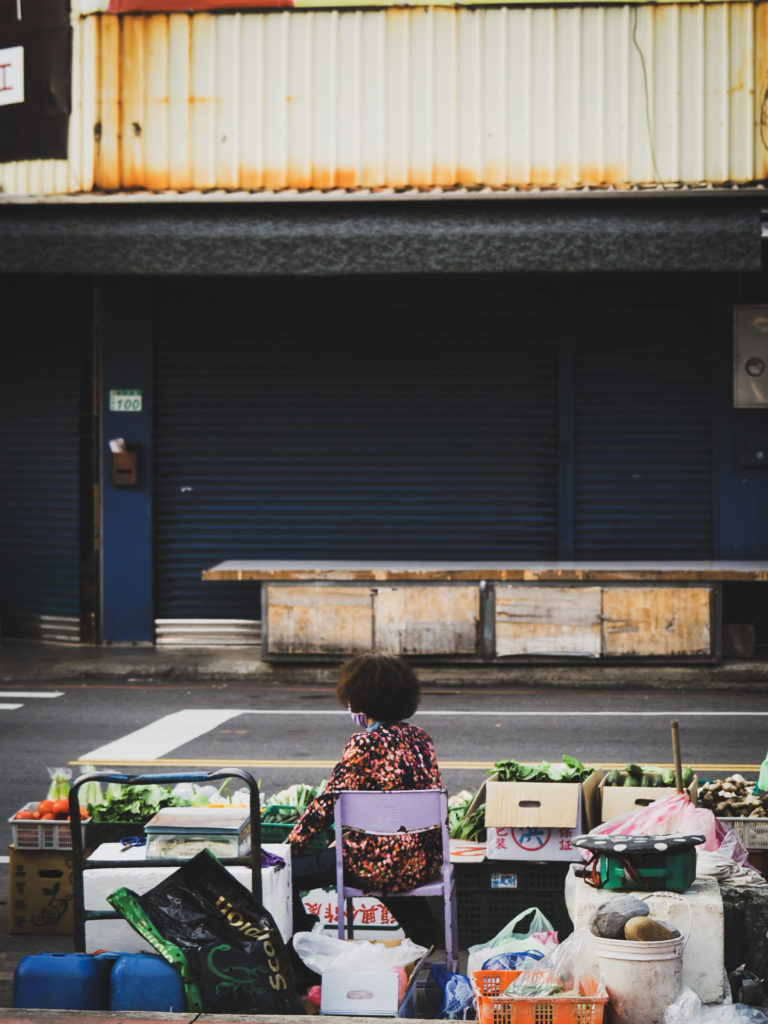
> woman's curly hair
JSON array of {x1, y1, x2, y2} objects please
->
[{"x1": 335, "y1": 652, "x2": 421, "y2": 723}]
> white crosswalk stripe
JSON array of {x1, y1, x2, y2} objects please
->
[{"x1": 0, "y1": 690, "x2": 64, "y2": 712}]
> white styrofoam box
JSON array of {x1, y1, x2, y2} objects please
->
[
  {"x1": 321, "y1": 950, "x2": 428, "y2": 1017},
  {"x1": 486, "y1": 825, "x2": 584, "y2": 862},
  {"x1": 302, "y1": 887, "x2": 404, "y2": 940},
  {"x1": 321, "y1": 969, "x2": 412, "y2": 1017},
  {"x1": 567, "y1": 868, "x2": 725, "y2": 1004},
  {"x1": 84, "y1": 842, "x2": 291, "y2": 952}
]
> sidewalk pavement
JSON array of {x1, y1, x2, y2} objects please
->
[{"x1": 3, "y1": 638, "x2": 768, "y2": 690}]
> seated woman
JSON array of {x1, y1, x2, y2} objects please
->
[{"x1": 287, "y1": 651, "x2": 444, "y2": 953}]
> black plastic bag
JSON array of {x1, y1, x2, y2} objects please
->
[{"x1": 108, "y1": 848, "x2": 304, "y2": 1015}]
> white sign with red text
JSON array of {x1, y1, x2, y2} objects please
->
[
  {"x1": 0, "y1": 47, "x2": 24, "y2": 107},
  {"x1": 302, "y1": 888, "x2": 405, "y2": 940},
  {"x1": 486, "y1": 825, "x2": 582, "y2": 862}
]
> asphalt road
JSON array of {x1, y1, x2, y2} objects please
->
[{"x1": 1, "y1": 680, "x2": 766, "y2": 826}]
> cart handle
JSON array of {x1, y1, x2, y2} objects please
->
[{"x1": 68, "y1": 767, "x2": 261, "y2": 952}]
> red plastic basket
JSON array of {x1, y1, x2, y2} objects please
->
[{"x1": 472, "y1": 969, "x2": 608, "y2": 1024}]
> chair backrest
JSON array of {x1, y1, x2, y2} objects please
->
[{"x1": 333, "y1": 789, "x2": 448, "y2": 838}]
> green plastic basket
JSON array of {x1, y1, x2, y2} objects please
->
[{"x1": 260, "y1": 806, "x2": 333, "y2": 849}]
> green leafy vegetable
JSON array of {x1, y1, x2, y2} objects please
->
[
  {"x1": 88, "y1": 784, "x2": 184, "y2": 823},
  {"x1": 447, "y1": 791, "x2": 486, "y2": 841},
  {"x1": 488, "y1": 756, "x2": 591, "y2": 783}
]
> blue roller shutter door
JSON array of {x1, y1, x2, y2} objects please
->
[
  {"x1": 573, "y1": 275, "x2": 714, "y2": 558},
  {"x1": 0, "y1": 276, "x2": 87, "y2": 636},
  {"x1": 153, "y1": 275, "x2": 560, "y2": 619}
]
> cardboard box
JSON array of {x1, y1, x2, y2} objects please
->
[
  {"x1": 599, "y1": 773, "x2": 698, "y2": 823},
  {"x1": 8, "y1": 844, "x2": 77, "y2": 935},
  {"x1": 480, "y1": 770, "x2": 601, "y2": 862},
  {"x1": 320, "y1": 947, "x2": 429, "y2": 1016}
]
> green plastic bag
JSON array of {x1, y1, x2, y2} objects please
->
[{"x1": 467, "y1": 907, "x2": 557, "y2": 977}]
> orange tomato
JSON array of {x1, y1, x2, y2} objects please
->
[
  {"x1": 14, "y1": 810, "x2": 35, "y2": 819},
  {"x1": 52, "y1": 798, "x2": 70, "y2": 818},
  {"x1": 40, "y1": 813, "x2": 55, "y2": 820},
  {"x1": 79, "y1": 807, "x2": 89, "y2": 819},
  {"x1": 37, "y1": 800, "x2": 54, "y2": 816}
]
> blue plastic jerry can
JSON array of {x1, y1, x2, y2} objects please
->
[
  {"x1": 109, "y1": 952, "x2": 186, "y2": 1011},
  {"x1": 13, "y1": 952, "x2": 114, "y2": 1010}
]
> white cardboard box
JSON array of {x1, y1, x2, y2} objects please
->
[
  {"x1": 481, "y1": 769, "x2": 601, "y2": 862},
  {"x1": 320, "y1": 949, "x2": 429, "y2": 1016},
  {"x1": 83, "y1": 842, "x2": 292, "y2": 951}
]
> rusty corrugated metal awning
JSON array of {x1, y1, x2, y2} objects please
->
[{"x1": 0, "y1": 192, "x2": 763, "y2": 275}]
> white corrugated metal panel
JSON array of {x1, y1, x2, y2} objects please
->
[{"x1": 2, "y1": 4, "x2": 767, "y2": 195}]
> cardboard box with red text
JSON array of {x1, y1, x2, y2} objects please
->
[{"x1": 481, "y1": 770, "x2": 601, "y2": 862}]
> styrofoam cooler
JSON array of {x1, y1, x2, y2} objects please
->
[
  {"x1": 13, "y1": 952, "x2": 114, "y2": 1010},
  {"x1": 109, "y1": 952, "x2": 186, "y2": 1011},
  {"x1": 83, "y1": 842, "x2": 292, "y2": 952},
  {"x1": 566, "y1": 868, "x2": 725, "y2": 1004}
]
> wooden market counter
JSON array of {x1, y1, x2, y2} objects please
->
[{"x1": 202, "y1": 560, "x2": 768, "y2": 663}]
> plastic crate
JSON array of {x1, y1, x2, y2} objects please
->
[
  {"x1": 260, "y1": 806, "x2": 333, "y2": 848},
  {"x1": 455, "y1": 861, "x2": 572, "y2": 948},
  {"x1": 725, "y1": 817, "x2": 768, "y2": 850},
  {"x1": 472, "y1": 969, "x2": 608, "y2": 1024},
  {"x1": 9, "y1": 803, "x2": 90, "y2": 851}
]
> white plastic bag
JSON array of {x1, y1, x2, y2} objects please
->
[
  {"x1": 467, "y1": 907, "x2": 558, "y2": 977},
  {"x1": 293, "y1": 924, "x2": 427, "y2": 975},
  {"x1": 664, "y1": 986, "x2": 768, "y2": 1023}
]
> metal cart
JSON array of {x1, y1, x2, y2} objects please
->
[{"x1": 68, "y1": 767, "x2": 261, "y2": 952}]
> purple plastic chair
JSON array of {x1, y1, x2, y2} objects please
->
[{"x1": 332, "y1": 788, "x2": 458, "y2": 973}]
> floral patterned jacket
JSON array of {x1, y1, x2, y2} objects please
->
[{"x1": 287, "y1": 721, "x2": 444, "y2": 893}]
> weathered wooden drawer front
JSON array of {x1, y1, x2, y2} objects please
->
[
  {"x1": 495, "y1": 586, "x2": 602, "y2": 657},
  {"x1": 265, "y1": 583, "x2": 480, "y2": 657},
  {"x1": 374, "y1": 585, "x2": 480, "y2": 655},
  {"x1": 602, "y1": 586, "x2": 712, "y2": 657},
  {"x1": 494, "y1": 585, "x2": 714, "y2": 658},
  {"x1": 265, "y1": 585, "x2": 373, "y2": 655}
]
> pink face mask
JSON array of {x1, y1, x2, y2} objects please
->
[{"x1": 348, "y1": 706, "x2": 368, "y2": 729}]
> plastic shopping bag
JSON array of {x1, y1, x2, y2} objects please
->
[
  {"x1": 108, "y1": 848, "x2": 304, "y2": 1016},
  {"x1": 664, "y1": 986, "x2": 768, "y2": 1023},
  {"x1": 591, "y1": 792, "x2": 719, "y2": 850},
  {"x1": 467, "y1": 907, "x2": 558, "y2": 977},
  {"x1": 426, "y1": 963, "x2": 476, "y2": 1020},
  {"x1": 501, "y1": 926, "x2": 604, "y2": 999},
  {"x1": 292, "y1": 926, "x2": 428, "y2": 976}
]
